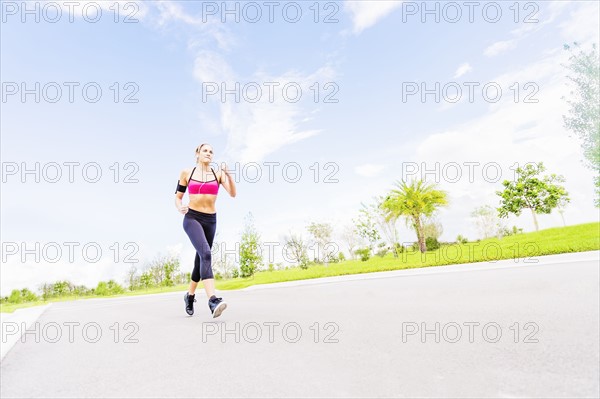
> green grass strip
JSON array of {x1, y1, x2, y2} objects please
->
[{"x1": 2, "y1": 222, "x2": 598, "y2": 313}]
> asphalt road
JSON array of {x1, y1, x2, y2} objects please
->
[{"x1": 1, "y1": 252, "x2": 599, "y2": 398}]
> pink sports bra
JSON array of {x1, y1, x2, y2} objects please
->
[{"x1": 188, "y1": 167, "x2": 220, "y2": 195}]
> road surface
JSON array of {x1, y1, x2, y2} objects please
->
[{"x1": 1, "y1": 251, "x2": 599, "y2": 398}]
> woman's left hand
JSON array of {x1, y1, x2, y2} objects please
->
[{"x1": 221, "y1": 162, "x2": 229, "y2": 175}]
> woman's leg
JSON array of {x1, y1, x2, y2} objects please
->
[
  {"x1": 193, "y1": 217, "x2": 226, "y2": 317},
  {"x1": 198, "y1": 216, "x2": 217, "y2": 299},
  {"x1": 191, "y1": 253, "x2": 216, "y2": 298},
  {"x1": 202, "y1": 278, "x2": 216, "y2": 298},
  {"x1": 189, "y1": 253, "x2": 201, "y2": 295},
  {"x1": 183, "y1": 214, "x2": 217, "y2": 299},
  {"x1": 187, "y1": 280, "x2": 198, "y2": 296}
]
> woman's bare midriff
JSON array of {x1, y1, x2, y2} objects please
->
[{"x1": 188, "y1": 194, "x2": 218, "y2": 214}]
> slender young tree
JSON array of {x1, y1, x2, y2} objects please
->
[
  {"x1": 239, "y1": 212, "x2": 262, "y2": 278},
  {"x1": 556, "y1": 197, "x2": 569, "y2": 227},
  {"x1": 306, "y1": 222, "x2": 333, "y2": 263},
  {"x1": 284, "y1": 232, "x2": 309, "y2": 269},
  {"x1": 471, "y1": 205, "x2": 502, "y2": 239},
  {"x1": 341, "y1": 224, "x2": 360, "y2": 260},
  {"x1": 353, "y1": 205, "x2": 381, "y2": 252}
]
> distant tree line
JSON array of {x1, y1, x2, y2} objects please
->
[{"x1": 1, "y1": 254, "x2": 187, "y2": 305}]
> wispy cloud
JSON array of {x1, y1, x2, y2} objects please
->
[
  {"x1": 211, "y1": 66, "x2": 336, "y2": 163},
  {"x1": 154, "y1": 0, "x2": 202, "y2": 25},
  {"x1": 344, "y1": 0, "x2": 403, "y2": 34},
  {"x1": 558, "y1": 1, "x2": 600, "y2": 43},
  {"x1": 453, "y1": 62, "x2": 472, "y2": 79},
  {"x1": 484, "y1": 40, "x2": 517, "y2": 57},
  {"x1": 150, "y1": 1, "x2": 236, "y2": 50},
  {"x1": 138, "y1": 2, "x2": 337, "y2": 163},
  {"x1": 484, "y1": 1, "x2": 589, "y2": 58},
  {"x1": 415, "y1": 46, "x2": 596, "y2": 233}
]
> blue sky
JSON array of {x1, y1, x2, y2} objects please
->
[{"x1": 1, "y1": 0, "x2": 599, "y2": 295}]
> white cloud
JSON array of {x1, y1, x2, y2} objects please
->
[
  {"x1": 558, "y1": 1, "x2": 600, "y2": 43},
  {"x1": 453, "y1": 63, "x2": 472, "y2": 79},
  {"x1": 484, "y1": 40, "x2": 517, "y2": 57},
  {"x1": 344, "y1": 0, "x2": 403, "y2": 34},
  {"x1": 194, "y1": 63, "x2": 337, "y2": 163},
  {"x1": 136, "y1": 1, "x2": 340, "y2": 165},
  {"x1": 509, "y1": 0, "x2": 567, "y2": 37},
  {"x1": 154, "y1": 0, "x2": 202, "y2": 25},
  {"x1": 193, "y1": 51, "x2": 235, "y2": 83},
  {"x1": 354, "y1": 163, "x2": 385, "y2": 177},
  {"x1": 147, "y1": 1, "x2": 236, "y2": 51},
  {"x1": 43, "y1": 0, "x2": 236, "y2": 48},
  {"x1": 484, "y1": 1, "x2": 596, "y2": 58},
  {"x1": 410, "y1": 47, "x2": 598, "y2": 238}
]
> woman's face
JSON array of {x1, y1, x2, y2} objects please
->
[{"x1": 197, "y1": 145, "x2": 214, "y2": 163}]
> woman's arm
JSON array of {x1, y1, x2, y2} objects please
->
[
  {"x1": 220, "y1": 164, "x2": 236, "y2": 198},
  {"x1": 175, "y1": 169, "x2": 189, "y2": 214}
]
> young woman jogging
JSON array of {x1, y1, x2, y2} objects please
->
[{"x1": 175, "y1": 143, "x2": 237, "y2": 317}]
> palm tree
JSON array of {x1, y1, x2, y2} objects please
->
[{"x1": 380, "y1": 179, "x2": 449, "y2": 253}]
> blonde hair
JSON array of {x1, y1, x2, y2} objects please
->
[{"x1": 196, "y1": 143, "x2": 209, "y2": 153}]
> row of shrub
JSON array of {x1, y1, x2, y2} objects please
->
[
  {"x1": 1, "y1": 227, "x2": 527, "y2": 304},
  {"x1": 1, "y1": 255, "x2": 191, "y2": 305},
  {"x1": 1, "y1": 280, "x2": 127, "y2": 305},
  {"x1": 353, "y1": 226, "x2": 524, "y2": 261}
]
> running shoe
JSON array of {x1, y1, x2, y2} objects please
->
[
  {"x1": 184, "y1": 292, "x2": 196, "y2": 316},
  {"x1": 208, "y1": 296, "x2": 227, "y2": 318}
]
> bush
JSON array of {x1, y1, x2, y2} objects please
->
[
  {"x1": 498, "y1": 225, "x2": 524, "y2": 237},
  {"x1": 95, "y1": 280, "x2": 125, "y2": 296},
  {"x1": 325, "y1": 252, "x2": 339, "y2": 263},
  {"x1": 338, "y1": 252, "x2": 346, "y2": 262},
  {"x1": 392, "y1": 243, "x2": 405, "y2": 257},
  {"x1": 232, "y1": 268, "x2": 239, "y2": 279},
  {"x1": 7, "y1": 288, "x2": 40, "y2": 304},
  {"x1": 108, "y1": 280, "x2": 125, "y2": 294},
  {"x1": 375, "y1": 242, "x2": 389, "y2": 257},
  {"x1": 140, "y1": 271, "x2": 154, "y2": 289},
  {"x1": 95, "y1": 282, "x2": 109, "y2": 296},
  {"x1": 293, "y1": 254, "x2": 310, "y2": 269},
  {"x1": 21, "y1": 288, "x2": 38, "y2": 302},
  {"x1": 73, "y1": 285, "x2": 92, "y2": 296},
  {"x1": 425, "y1": 237, "x2": 440, "y2": 251},
  {"x1": 355, "y1": 248, "x2": 371, "y2": 262},
  {"x1": 52, "y1": 281, "x2": 73, "y2": 297},
  {"x1": 8, "y1": 289, "x2": 23, "y2": 304},
  {"x1": 456, "y1": 235, "x2": 468, "y2": 244}
]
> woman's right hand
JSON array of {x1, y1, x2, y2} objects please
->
[{"x1": 179, "y1": 205, "x2": 189, "y2": 214}]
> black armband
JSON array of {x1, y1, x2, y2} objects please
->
[{"x1": 175, "y1": 180, "x2": 187, "y2": 194}]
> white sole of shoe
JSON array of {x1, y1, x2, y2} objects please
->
[{"x1": 212, "y1": 302, "x2": 227, "y2": 318}]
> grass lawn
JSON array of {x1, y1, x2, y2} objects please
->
[
  {"x1": 2, "y1": 222, "x2": 598, "y2": 313},
  {"x1": 216, "y1": 222, "x2": 599, "y2": 290}
]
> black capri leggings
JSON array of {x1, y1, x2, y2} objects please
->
[{"x1": 182, "y1": 208, "x2": 216, "y2": 282}]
